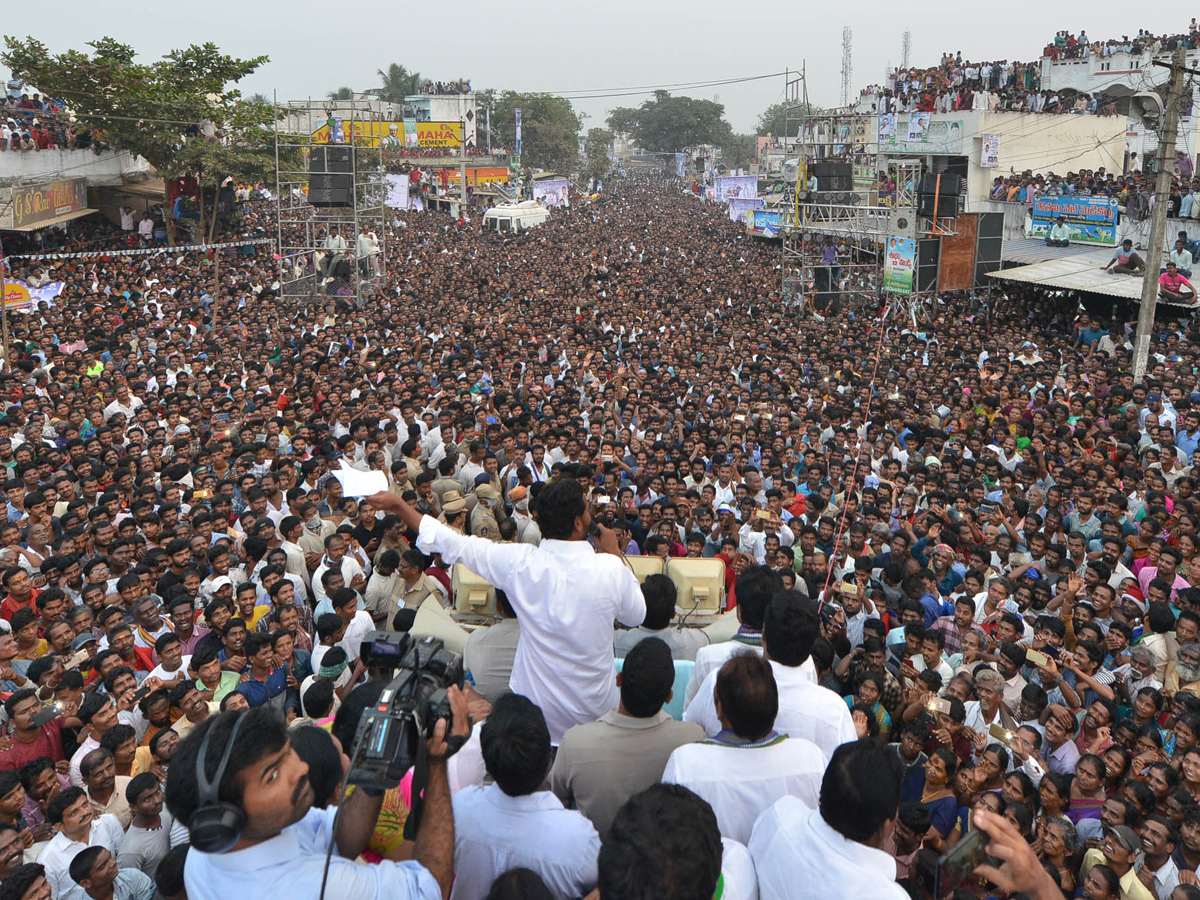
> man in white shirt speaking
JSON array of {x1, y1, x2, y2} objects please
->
[{"x1": 371, "y1": 479, "x2": 645, "y2": 745}]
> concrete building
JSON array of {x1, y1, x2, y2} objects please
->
[
  {"x1": 864, "y1": 109, "x2": 1125, "y2": 211},
  {"x1": 1038, "y1": 45, "x2": 1200, "y2": 167}
]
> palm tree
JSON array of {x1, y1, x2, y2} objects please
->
[
  {"x1": 327, "y1": 86, "x2": 354, "y2": 101},
  {"x1": 377, "y1": 64, "x2": 421, "y2": 102},
  {"x1": 247, "y1": 92, "x2": 270, "y2": 106}
]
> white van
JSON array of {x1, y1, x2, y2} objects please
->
[{"x1": 483, "y1": 201, "x2": 551, "y2": 233}]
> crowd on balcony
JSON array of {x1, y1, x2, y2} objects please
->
[
  {"x1": 2, "y1": 80, "x2": 108, "y2": 152},
  {"x1": 1046, "y1": 25, "x2": 1200, "y2": 60},
  {"x1": 418, "y1": 80, "x2": 472, "y2": 95},
  {"x1": 988, "y1": 158, "x2": 1200, "y2": 222},
  {"x1": 861, "y1": 53, "x2": 1119, "y2": 118}
]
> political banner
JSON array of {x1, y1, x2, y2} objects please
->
[
  {"x1": 675, "y1": 153, "x2": 686, "y2": 178},
  {"x1": 907, "y1": 113, "x2": 931, "y2": 142},
  {"x1": 712, "y1": 175, "x2": 758, "y2": 202},
  {"x1": 879, "y1": 114, "x2": 897, "y2": 143},
  {"x1": 981, "y1": 133, "x2": 1001, "y2": 168},
  {"x1": 884, "y1": 237, "x2": 916, "y2": 295},
  {"x1": 1030, "y1": 194, "x2": 1118, "y2": 245},
  {"x1": 728, "y1": 196, "x2": 765, "y2": 222},
  {"x1": 747, "y1": 210, "x2": 782, "y2": 236},
  {"x1": 384, "y1": 174, "x2": 410, "y2": 210},
  {"x1": 515, "y1": 108, "x2": 522, "y2": 163},
  {"x1": 3, "y1": 280, "x2": 63, "y2": 311},
  {"x1": 312, "y1": 121, "x2": 405, "y2": 147},
  {"x1": 533, "y1": 179, "x2": 570, "y2": 208}
]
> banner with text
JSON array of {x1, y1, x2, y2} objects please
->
[
  {"x1": 2, "y1": 178, "x2": 89, "y2": 230},
  {"x1": 415, "y1": 122, "x2": 464, "y2": 148},
  {"x1": 675, "y1": 153, "x2": 686, "y2": 178},
  {"x1": 3, "y1": 281, "x2": 63, "y2": 311},
  {"x1": 884, "y1": 237, "x2": 916, "y2": 295},
  {"x1": 1030, "y1": 194, "x2": 1118, "y2": 245},
  {"x1": 712, "y1": 175, "x2": 758, "y2": 203},
  {"x1": 532, "y1": 178, "x2": 570, "y2": 208}
]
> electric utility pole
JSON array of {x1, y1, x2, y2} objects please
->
[{"x1": 1133, "y1": 45, "x2": 1188, "y2": 382}]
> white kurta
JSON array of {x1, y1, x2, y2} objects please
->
[{"x1": 663, "y1": 735, "x2": 826, "y2": 843}]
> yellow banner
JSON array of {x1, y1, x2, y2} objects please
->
[
  {"x1": 311, "y1": 121, "x2": 405, "y2": 147},
  {"x1": 2, "y1": 283, "x2": 31, "y2": 308},
  {"x1": 416, "y1": 122, "x2": 463, "y2": 148},
  {"x1": 444, "y1": 167, "x2": 510, "y2": 185}
]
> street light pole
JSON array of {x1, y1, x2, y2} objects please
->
[{"x1": 1133, "y1": 45, "x2": 1188, "y2": 382}]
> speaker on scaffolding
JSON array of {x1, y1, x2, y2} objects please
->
[
  {"x1": 916, "y1": 238, "x2": 941, "y2": 293},
  {"x1": 809, "y1": 161, "x2": 854, "y2": 193},
  {"x1": 917, "y1": 172, "x2": 962, "y2": 218},
  {"x1": 974, "y1": 211, "x2": 1004, "y2": 288},
  {"x1": 309, "y1": 145, "x2": 353, "y2": 207},
  {"x1": 310, "y1": 146, "x2": 352, "y2": 174},
  {"x1": 888, "y1": 208, "x2": 917, "y2": 242}
]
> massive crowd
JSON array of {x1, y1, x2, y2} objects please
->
[{"x1": 1, "y1": 169, "x2": 1200, "y2": 900}]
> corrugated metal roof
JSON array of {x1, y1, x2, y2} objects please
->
[
  {"x1": 988, "y1": 252, "x2": 1198, "y2": 307},
  {"x1": 1000, "y1": 237, "x2": 1116, "y2": 265}
]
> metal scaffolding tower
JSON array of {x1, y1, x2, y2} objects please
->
[
  {"x1": 841, "y1": 27, "x2": 853, "y2": 108},
  {"x1": 273, "y1": 97, "x2": 388, "y2": 310}
]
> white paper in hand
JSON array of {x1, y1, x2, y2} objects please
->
[{"x1": 332, "y1": 467, "x2": 388, "y2": 499}]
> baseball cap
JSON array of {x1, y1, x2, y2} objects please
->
[
  {"x1": 1109, "y1": 825, "x2": 1141, "y2": 855},
  {"x1": 71, "y1": 633, "x2": 98, "y2": 652}
]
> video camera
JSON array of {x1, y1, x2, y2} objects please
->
[{"x1": 346, "y1": 631, "x2": 464, "y2": 790}]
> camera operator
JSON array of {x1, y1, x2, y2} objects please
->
[
  {"x1": 370, "y1": 479, "x2": 645, "y2": 745},
  {"x1": 164, "y1": 690, "x2": 468, "y2": 900}
]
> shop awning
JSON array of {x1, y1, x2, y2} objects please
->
[{"x1": 4, "y1": 207, "x2": 97, "y2": 232}]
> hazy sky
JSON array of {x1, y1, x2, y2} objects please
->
[{"x1": 4, "y1": 4, "x2": 1192, "y2": 132}]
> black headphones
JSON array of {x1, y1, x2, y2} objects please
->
[{"x1": 188, "y1": 712, "x2": 248, "y2": 853}]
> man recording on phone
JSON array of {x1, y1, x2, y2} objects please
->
[{"x1": 165, "y1": 696, "x2": 466, "y2": 900}]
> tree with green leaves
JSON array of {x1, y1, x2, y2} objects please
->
[
  {"x1": 583, "y1": 128, "x2": 612, "y2": 181},
  {"x1": 490, "y1": 92, "x2": 581, "y2": 172},
  {"x1": 2, "y1": 36, "x2": 277, "y2": 245},
  {"x1": 377, "y1": 64, "x2": 421, "y2": 103},
  {"x1": 328, "y1": 86, "x2": 354, "y2": 101},
  {"x1": 606, "y1": 91, "x2": 732, "y2": 153}
]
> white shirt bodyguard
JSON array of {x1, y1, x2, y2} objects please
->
[
  {"x1": 662, "y1": 733, "x2": 826, "y2": 844},
  {"x1": 416, "y1": 517, "x2": 645, "y2": 744},
  {"x1": 449, "y1": 783, "x2": 600, "y2": 900},
  {"x1": 683, "y1": 660, "x2": 857, "y2": 759},
  {"x1": 749, "y1": 797, "x2": 908, "y2": 900}
]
